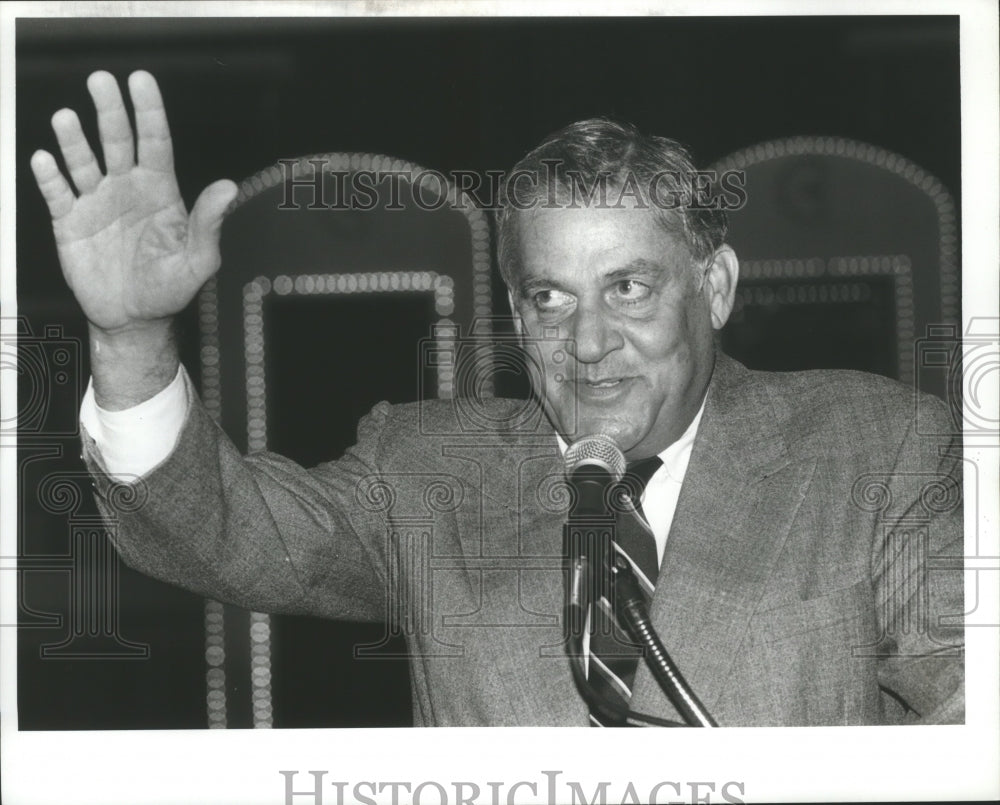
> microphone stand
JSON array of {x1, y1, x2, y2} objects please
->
[
  {"x1": 564, "y1": 522, "x2": 686, "y2": 728},
  {"x1": 610, "y1": 554, "x2": 718, "y2": 728}
]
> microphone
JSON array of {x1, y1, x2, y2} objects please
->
[
  {"x1": 562, "y1": 435, "x2": 625, "y2": 645},
  {"x1": 563, "y1": 434, "x2": 626, "y2": 517}
]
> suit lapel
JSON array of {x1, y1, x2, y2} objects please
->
[{"x1": 629, "y1": 353, "x2": 816, "y2": 724}]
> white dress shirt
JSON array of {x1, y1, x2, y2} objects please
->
[{"x1": 79, "y1": 364, "x2": 191, "y2": 481}]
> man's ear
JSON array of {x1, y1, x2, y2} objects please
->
[{"x1": 701, "y1": 244, "x2": 739, "y2": 330}]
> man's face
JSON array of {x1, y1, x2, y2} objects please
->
[{"x1": 509, "y1": 204, "x2": 735, "y2": 459}]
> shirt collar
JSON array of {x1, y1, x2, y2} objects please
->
[
  {"x1": 658, "y1": 395, "x2": 706, "y2": 482},
  {"x1": 555, "y1": 394, "x2": 707, "y2": 484}
]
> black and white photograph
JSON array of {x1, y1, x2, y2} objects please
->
[{"x1": 1, "y1": 2, "x2": 997, "y2": 803}]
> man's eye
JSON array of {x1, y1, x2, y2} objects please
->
[
  {"x1": 613, "y1": 279, "x2": 652, "y2": 302},
  {"x1": 533, "y1": 289, "x2": 574, "y2": 310}
]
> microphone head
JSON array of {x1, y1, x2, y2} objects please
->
[{"x1": 564, "y1": 434, "x2": 626, "y2": 481}]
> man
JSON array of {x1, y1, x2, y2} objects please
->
[{"x1": 31, "y1": 70, "x2": 963, "y2": 726}]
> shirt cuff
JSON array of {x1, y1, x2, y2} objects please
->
[{"x1": 79, "y1": 364, "x2": 191, "y2": 481}]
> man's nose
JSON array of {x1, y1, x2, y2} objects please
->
[{"x1": 567, "y1": 301, "x2": 622, "y2": 363}]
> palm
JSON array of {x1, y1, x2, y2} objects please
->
[
  {"x1": 54, "y1": 169, "x2": 196, "y2": 330},
  {"x1": 31, "y1": 70, "x2": 235, "y2": 334}
]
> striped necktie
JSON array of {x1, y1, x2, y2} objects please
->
[{"x1": 587, "y1": 456, "x2": 663, "y2": 727}]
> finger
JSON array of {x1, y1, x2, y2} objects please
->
[
  {"x1": 87, "y1": 71, "x2": 135, "y2": 175},
  {"x1": 128, "y1": 70, "x2": 174, "y2": 173},
  {"x1": 51, "y1": 108, "x2": 103, "y2": 194},
  {"x1": 186, "y1": 179, "x2": 238, "y2": 279},
  {"x1": 30, "y1": 150, "x2": 76, "y2": 221}
]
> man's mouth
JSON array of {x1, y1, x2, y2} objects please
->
[{"x1": 574, "y1": 377, "x2": 632, "y2": 398}]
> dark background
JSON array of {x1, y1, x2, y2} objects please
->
[{"x1": 15, "y1": 15, "x2": 960, "y2": 729}]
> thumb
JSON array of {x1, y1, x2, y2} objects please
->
[{"x1": 186, "y1": 178, "x2": 239, "y2": 275}]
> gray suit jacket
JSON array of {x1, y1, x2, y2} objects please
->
[{"x1": 86, "y1": 353, "x2": 964, "y2": 726}]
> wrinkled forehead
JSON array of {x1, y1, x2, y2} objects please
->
[
  {"x1": 517, "y1": 196, "x2": 688, "y2": 250},
  {"x1": 512, "y1": 179, "x2": 688, "y2": 247},
  {"x1": 513, "y1": 203, "x2": 694, "y2": 288}
]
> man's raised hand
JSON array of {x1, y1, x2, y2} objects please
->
[
  {"x1": 31, "y1": 70, "x2": 237, "y2": 409},
  {"x1": 30, "y1": 70, "x2": 236, "y2": 336}
]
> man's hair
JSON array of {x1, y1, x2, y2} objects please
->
[{"x1": 495, "y1": 118, "x2": 728, "y2": 290}]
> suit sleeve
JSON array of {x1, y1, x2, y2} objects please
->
[
  {"x1": 83, "y1": 389, "x2": 393, "y2": 623},
  {"x1": 872, "y1": 393, "x2": 964, "y2": 724}
]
